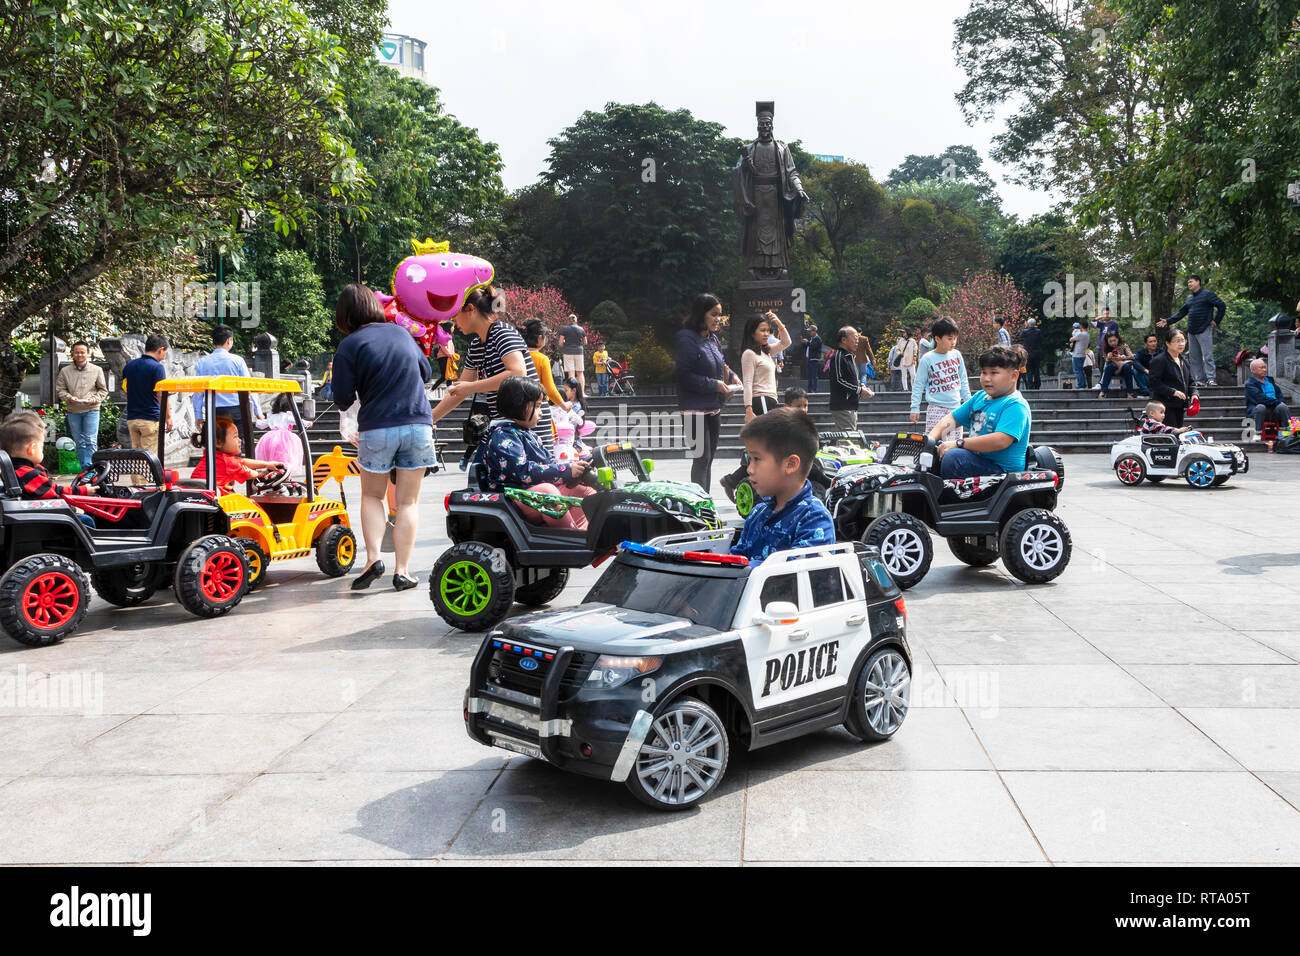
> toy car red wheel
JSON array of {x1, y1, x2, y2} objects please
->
[
  {"x1": 173, "y1": 535, "x2": 248, "y2": 618},
  {"x1": 0, "y1": 554, "x2": 90, "y2": 647},
  {"x1": 1114, "y1": 455, "x2": 1146, "y2": 485}
]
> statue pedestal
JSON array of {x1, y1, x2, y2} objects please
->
[
  {"x1": 1268, "y1": 329, "x2": 1296, "y2": 384},
  {"x1": 731, "y1": 280, "x2": 804, "y2": 358}
]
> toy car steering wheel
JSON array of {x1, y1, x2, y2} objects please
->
[
  {"x1": 71, "y1": 461, "x2": 110, "y2": 491},
  {"x1": 252, "y1": 464, "x2": 288, "y2": 494}
]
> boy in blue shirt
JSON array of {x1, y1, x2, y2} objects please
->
[
  {"x1": 731, "y1": 407, "x2": 836, "y2": 563},
  {"x1": 927, "y1": 344, "x2": 1032, "y2": 478}
]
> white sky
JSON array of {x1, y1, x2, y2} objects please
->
[{"x1": 385, "y1": 0, "x2": 1058, "y2": 220}]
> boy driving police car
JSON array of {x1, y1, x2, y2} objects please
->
[{"x1": 730, "y1": 407, "x2": 835, "y2": 563}]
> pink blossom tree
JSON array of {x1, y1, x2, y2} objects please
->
[
  {"x1": 498, "y1": 285, "x2": 577, "y2": 361},
  {"x1": 941, "y1": 271, "x2": 1035, "y2": 367}
]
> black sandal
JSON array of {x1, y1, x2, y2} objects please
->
[{"x1": 392, "y1": 573, "x2": 418, "y2": 592}]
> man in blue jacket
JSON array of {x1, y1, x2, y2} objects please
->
[
  {"x1": 1244, "y1": 358, "x2": 1291, "y2": 433},
  {"x1": 1158, "y1": 275, "x2": 1226, "y2": 387}
]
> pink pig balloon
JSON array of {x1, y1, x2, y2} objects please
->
[{"x1": 373, "y1": 239, "x2": 494, "y2": 356}]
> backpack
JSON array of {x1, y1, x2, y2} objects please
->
[{"x1": 887, "y1": 345, "x2": 900, "y2": 370}]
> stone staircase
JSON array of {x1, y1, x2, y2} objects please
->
[{"x1": 306, "y1": 383, "x2": 1265, "y2": 461}]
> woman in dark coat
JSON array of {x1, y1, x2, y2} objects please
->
[
  {"x1": 1147, "y1": 328, "x2": 1199, "y2": 428},
  {"x1": 674, "y1": 293, "x2": 740, "y2": 491}
]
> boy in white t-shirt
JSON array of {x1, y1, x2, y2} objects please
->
[{"x1": 910, "y1": 317, "x2": 971, "y2": 440}]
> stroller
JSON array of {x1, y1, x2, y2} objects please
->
[{"x1": 606, "y1": 357, "x2": 636, "y2": 397}]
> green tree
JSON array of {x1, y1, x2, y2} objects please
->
[
  {"x1": 0, "y1": 0, "x2": 375, "y2": 411},
  {"x1": 886, "y1": 144, "x2": 1002, "y2": 210},
  {"x1": 541, "y1": 102, "x2": 742, "y2": 331},
  {"x1": 996, "y1": 212, "x2": 1100, "y2": 347},
  {"x1": 250, "y1": 249, "x2": 332, "y2": 360}
]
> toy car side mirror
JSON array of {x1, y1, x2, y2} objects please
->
[
  {"x1": 596, "y1": 466, "x2": 614, "y2": 489},
  {"x1": 641, "y1": 458, "x2": 654, "y2": 474},
  {"x1": 754, "y1": 601, "x2": 800, "y2": 627}
]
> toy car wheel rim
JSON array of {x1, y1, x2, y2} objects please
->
[
  {"x1": 337, "y1": 535, "x2": 355, "y2": 565},
  {"x1": 1187, "y1": 460, "x2": 1215, "y2": 486},
  {"x1": 440, "y1": 561, "x2": 491, "y2": 617},
  {"x1": 244, "y1": 548, "x2": 262, "y2": 581},
  {"x1": 200, "y1": 552, "x2": 244, "y2": 602},
  {"x1": 21, "y1": 572, "x2": 78, "y2": 629},
  {"x1": 636, "y1": 708, "x2": 726, "y2": 806},
  {"x1": 881, "y1": 529, "x2": 925, "y2": 577},
  {"x1": 1116, "y1": 457, "x2": 1143, "y2": 484},
  {"x1": 1019, "y1": 524, "x2": 1065, "y2": 571},
  {"x1": 735, "y1": 480, "x2": 754, "y2": 516},
  {"x1": 862, "y1": 650, "x2": 910, "y2": 735}
]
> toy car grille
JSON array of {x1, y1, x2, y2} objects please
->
[{"x1": 487, "y1": 647, "x2": 597, "y2": 699}]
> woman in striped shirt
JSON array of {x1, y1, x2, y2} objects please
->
[{"x1": 432, "y1": 286, "x2": 554, "y2": 454}]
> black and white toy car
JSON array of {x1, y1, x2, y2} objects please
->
[
  {"x1": 463, "y1": 529, "x2": 911, "y2": 810},
  {"x1": 1111, "y1": 429, "x2": 1248, "y2": 489}
]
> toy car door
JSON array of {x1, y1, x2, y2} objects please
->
[
  {"x1": 741, "y1": 565, "x2": 858, "y2": 708},
  {"x1": 1141, "y1": 434, "x2": 1177, "y2": 469}
]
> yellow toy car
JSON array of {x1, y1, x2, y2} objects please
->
[{"x1": 155, "y1": 375, "x2": 357, "y2": 588}]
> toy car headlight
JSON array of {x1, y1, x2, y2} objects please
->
[{"x1": 587, "y1": 655, "x2": 662, "y2": 689}]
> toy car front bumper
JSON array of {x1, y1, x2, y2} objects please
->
[{"x1": 464, "y1": 641, "x2": 653, "y2": 781}]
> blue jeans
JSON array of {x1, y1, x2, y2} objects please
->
[
  {"x1": 357, "y1": 423, "x2": 437, "y2": 473},
  {"x1": 807, "y1": 360, "x2": 820, "y2": 392},
  {"x1": 1072, "y1": 356, "x2": 1086, "y2": 389},
  {"x1": 65, "y1": 410, "x2": 100, "y2": 469},
  {"x1": 857, "y1": 362, "x2": 873, "y2": 384},
  {"x1": 940, "y1": 447, "x2": 1007, "y2": 478},
  {"x1": 1133, "y1": 367, "x2": 1149, "y2": 392},
  {"x1": 596, "y1": 372, "x2": 608, "y2": 396},
  {"x1": 1099, "y1": 364, "x2": 1135, "y2": 393}
]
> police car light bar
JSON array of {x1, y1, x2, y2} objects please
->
[{"x1": 618, "y1": 541, "x2": 749, "y2": 566}]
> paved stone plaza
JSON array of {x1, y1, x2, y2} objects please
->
[{"x1": 1, "y1": 454, "x2": 1297, "y2": 865}]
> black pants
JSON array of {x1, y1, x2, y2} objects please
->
[
  {"x1": 685, "y1": 413, "x2": 721, "y2": 491},
  {"x1": 1024, "y1": 355, "x2": 1041, "y2": 390},
  {"x1": 1164, "y1": 402, "x2": 1187, "y2": 428}
]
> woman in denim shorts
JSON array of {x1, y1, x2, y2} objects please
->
[{"x1": 331, "y1": 284, "x2": 435, "y2": 591}]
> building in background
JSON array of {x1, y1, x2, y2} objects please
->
[{"x1": 375, "y1": 33, "x2": 426, "y2": 81}]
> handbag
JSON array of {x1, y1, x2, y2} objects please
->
[{"x1": 863, "y1": 358, "x2": 876, "y2": 380}]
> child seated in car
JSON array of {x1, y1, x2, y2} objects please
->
[
  {"x1": 730, "y1": 407, "x2": 835, "y2": 563},
  {"x1": 1139, "y1": 400, "x2": 1190, "y2": 435},
  {"x1": 473, "y1": 376, "x2": 595, "y2": 530},
  {"x1": 191, "y1": 417, "x2": 283, "y2": 494},
  {"x1": 1, "y1": 411, "x2": 97, "y2": 526}
]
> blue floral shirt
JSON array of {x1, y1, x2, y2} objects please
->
[
  {"x1": 473, "y1": 421, "x2": 574, "y2": 491},
  {"x1": 731, "y1": 480, "x2": 837, "y2": 564}
]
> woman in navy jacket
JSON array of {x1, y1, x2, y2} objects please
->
[{"x1": 675, "y1": 293, "x2": 739, "y2": 491}]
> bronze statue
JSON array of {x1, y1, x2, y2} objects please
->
[{"x1": 734, "y1": 101, "x2": 807, "y2": 281}]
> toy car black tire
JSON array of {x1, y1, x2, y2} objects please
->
[
  {"x1": 1114, "y1": 454, "x2": 1146, "y2": 485},
  {"x1": 173, "y1": 535, "x2": 249, "y2": 618},
  {"x1": 844, "y1": 646, "x2": 912, "y2": 742},
  {"x1": 236, "y1": 538, "x2": 271, "y2": 589},
  {"x1": 315, "y1": 525, "x2": 357, "y2": 577},
  {"x1": 998, "y1": 509, "x2": 1072, "y2": 584},
  {"x1": 513, "y1": 567, "x2": 569, "y2": 607},
  {"x1": 862, "y1": 513, "x2": 933, "y2": 590},
  {"x1": 0, "y1": 554, "x2": 90, "y2": 647},
  {"x1": 1182, "y1": 456, "x2": 1217, "y2": 489},
  {"x1": 430, "y1": 541, "x2": 515, "y2": 632},
  {"x1": 1212, "y1": 475, "x2": 1230, "y2": 487},
  {"x1": 1145, "y1": 475, "x2": 1166, "y2": 483},
  {"x1": 625, "y1": 697, "x2": 729, "y2": 811},
  {"x1": 947, "y1": 536, "x2": 1000, "y2": 567},
  {"x1": 90, "y1": 562, "x2": 167, "y2": 607}
]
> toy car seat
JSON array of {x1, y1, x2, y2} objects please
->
[{"x1": 0, "y1": 450, "x2": 23, "y2": 498}]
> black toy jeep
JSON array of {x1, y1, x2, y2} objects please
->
[
  {"x1": 825, "y1": 433, "x2": 1070, "y2": 588},
  {"x1": 0, "y1": 449, "x2": 250, "y2": 647}
]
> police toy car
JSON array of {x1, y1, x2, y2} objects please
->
[
  {"x1": 463, "y1": 529, "x2": 911, "y2": 810},
  {"x1": 1111, "y1": 430, "x2": 1248, "y2": 489}
]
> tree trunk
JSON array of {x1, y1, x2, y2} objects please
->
[{"x1": 0, "y1": 343, "x2": 26, "y2": 418}]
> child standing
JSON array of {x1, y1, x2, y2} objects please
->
[
  {"x1": 730, "y1": 408, "x2": 836, "y2": 564},
  {"x1": 910, "y1": 317, "x2": 971, "y2": 441},
  {"x1": 473, "y1": 376, "x2": 596, "y2": 530},
  {"x1": 254, "y1": 393, "x2": 312, "y2": 474},
  {"x1": 191, "y1": 418, "x2": 284, "y2": 494}
]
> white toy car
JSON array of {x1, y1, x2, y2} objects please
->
[
  {"x1": 1111, "y1": 429, "x2": 1249, "y2": 489},
  {"x1": 464, "y1": 529, "x2": 911, "y2": 810}
]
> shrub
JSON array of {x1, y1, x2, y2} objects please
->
[
  {"x1": 628, "y1": 331, "x2": 673, "y2": 385},
  {"x1": 900, "y1": 297, "x2": 939, "y2": 323}
]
